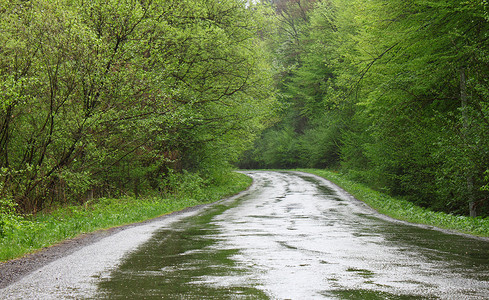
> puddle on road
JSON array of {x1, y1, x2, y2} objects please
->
[
  {"x1": 294, "y1": 173, "x2": 337, "y2": 196},
  {"x1": 376, "y1": 221, "x2": 489, "y2": 266},
  {"x1": 93, "y1": 194, "x2": 268, "y2": 299},
  {"x1": 346, "y1": 267, "x2": 375, "y2": 278},
  {"x1": 322, "y1": 289, "x2": 432, "y2": 300}
]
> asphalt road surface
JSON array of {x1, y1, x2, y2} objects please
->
[{"x1": 2, "y1": 171, "x2": 489, "y2": 299}]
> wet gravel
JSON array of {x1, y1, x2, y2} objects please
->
[{"x1": 0, "y1": 204, "x2": 211, "y2": 289}]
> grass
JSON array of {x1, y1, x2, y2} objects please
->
[
  {"x1": 0, "y1": 171, "x2": 252, "y2": 262},
  {"x1": 296, "y1": 169, "x2": 489, "y2": 238}
]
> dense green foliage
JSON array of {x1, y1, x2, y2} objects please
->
[
  {"x1": 241, "y1": 0, "x2": 489, "y2": 217},
  {"x1": 299, "y1": 169, "x2": 489, "y2": 238},
  {"x1": 0, "y1": 171, "x2": 251, "y2": 261},
  {"x1": 0, "y1": 0, "x2": 275, "y2": 214}
]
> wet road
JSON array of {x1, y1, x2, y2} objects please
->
[{"x1": 2, "y1": 171, "x2": 489, "y2": 299}]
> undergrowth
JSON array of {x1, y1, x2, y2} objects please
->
[
  {"x1": 297, "y1": 169, "x2": 489, "y2": 238},
  {"x1": 0, "y1": 171, "x2": 252, "y2": 262}
]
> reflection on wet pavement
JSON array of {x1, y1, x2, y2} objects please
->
[{"x1": 95, "y1": 171, "x2": 489, "y2": 299}]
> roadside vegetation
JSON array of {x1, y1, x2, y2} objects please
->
[
  {"x1": 299, "y1": 169, "x2": 489, "y2": 238},
  {"x1": 0, "y1": 171, "x2": 251, "y2": 262}
]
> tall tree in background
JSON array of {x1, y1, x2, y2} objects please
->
[{"x1": 240, "y1": 0, "x2": 347, "y2": 169}]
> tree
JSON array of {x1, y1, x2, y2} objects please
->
[{"x1": 0, "y1": 0, "x2": 276, "y2": 212}]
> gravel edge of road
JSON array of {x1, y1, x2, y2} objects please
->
[{"x1": 0, "y1": 202, "x2": 216, "y2": 289}]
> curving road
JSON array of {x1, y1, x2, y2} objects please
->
[{"x1": 2, "y1": 171, "x2": 489, "y2": 299}]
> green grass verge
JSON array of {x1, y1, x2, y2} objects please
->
[
  {"x1": 296, "y1": 169, "x2": 489, "y2": 238},
  {"x1": 0, "y1": 172, "x2": 252, "y2": 262}
]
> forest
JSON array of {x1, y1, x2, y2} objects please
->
[
  {"x1": 0, "y1": 0, "x2": 275, "y2": 215},
  {"x1": 240, "y1": 0, "x2": 489, "y2": 218},
  {"x1": 1, "y1": 0, "x2": 489, "y2": 220}
]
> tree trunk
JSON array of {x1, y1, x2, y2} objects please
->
[{"x1": 460, "y1": 67, "x2": 476, "y2": 217}]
